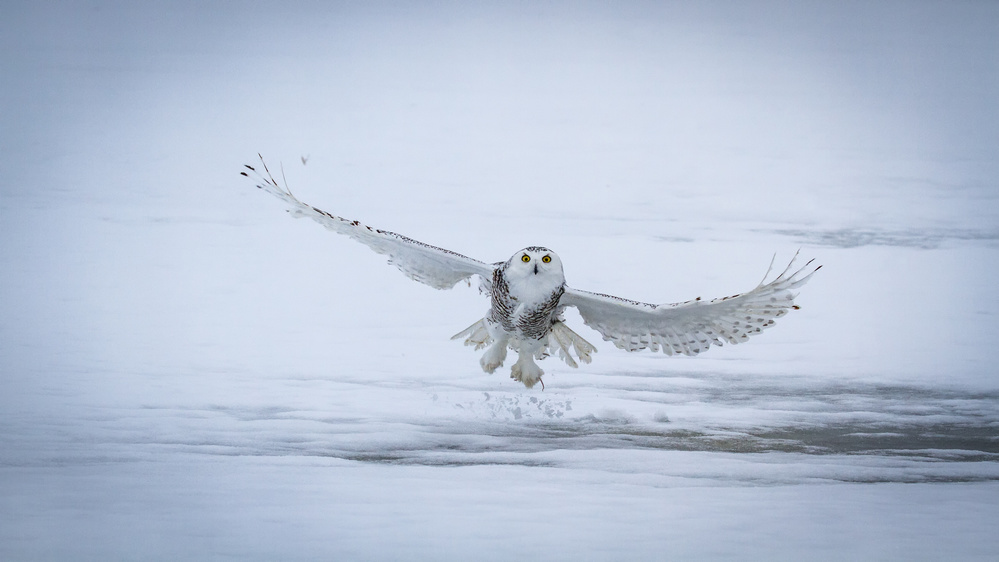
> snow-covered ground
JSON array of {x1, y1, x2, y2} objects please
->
[{"x1": 2, "y1": 2, "x2": 997, "y2": 560}]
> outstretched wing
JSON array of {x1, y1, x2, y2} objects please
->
[
  {"x1": 242, "y1": 157, "x2": 495, "y2": 290},
  {"x1": 559, "y1": 254, "x2": 820, "y2": 356}
]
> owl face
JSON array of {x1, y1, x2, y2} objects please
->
[{"x1": 505, "y1": 247, "x2": 565, "y2": 288}]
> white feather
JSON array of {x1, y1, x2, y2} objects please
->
[
  {"x1": 558, "y1": 253, "x2": 821, "y2": 355},
  {"x1": 243, "y1": 157, "x2": 494, "y2": 291},
  {"x1": 244, "y1": 157, "x2": 820, "y2": 388}
]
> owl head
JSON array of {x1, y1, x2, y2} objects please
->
[{"x1": 504, "y1": 246, "x2": 565, "y2": 290}]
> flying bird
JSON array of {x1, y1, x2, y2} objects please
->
[{"x1": 242, "y1": 158, "x2": 820, "y2": 389}]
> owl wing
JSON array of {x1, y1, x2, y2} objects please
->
[
  {"x1": 559, "y1": 254, "x2": 820, "y2": 356},
  {"x1": 242, "y1": 158, "x2": 495, "y2": 290}
]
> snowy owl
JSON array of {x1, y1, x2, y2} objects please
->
[{"x1": 242, "y1": 158, "x2": 820, "y2": 389}]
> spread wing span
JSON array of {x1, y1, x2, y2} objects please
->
[
  {"x1": 242, "y1": 157, "x2": 495, "y2": 290},
  {"x1": 559, "y1": 255, "x2": 820, "y2": 356}
]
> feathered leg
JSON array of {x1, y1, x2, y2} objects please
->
[
  {"x1": 510, "y1": 352, "x2": 544, "y2": 389},
  {"x1": 480, "y1": 339, "x2": 509, "y2": 373}
]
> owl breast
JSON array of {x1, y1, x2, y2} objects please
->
[{"x1": 489, "y1": 266, "x2": 565, "y2": 341}]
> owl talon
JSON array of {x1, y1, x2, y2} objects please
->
[
  {"x1": 510, "y1": 355, "x2": 544, "y2": 389},
  {"x1": 479, "y1": 340, "x2": 508, "y2": 374}
]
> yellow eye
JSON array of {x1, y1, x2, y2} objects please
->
[
  {"x1": 521, "y1": 255, "x2": 531, "y2": 263},
  {"x1": 542, "y1": 255, "x2": 552, "y2": 263}
]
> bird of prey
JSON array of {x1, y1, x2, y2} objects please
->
[{"x1": 243, "y1": 158, "x2": 819, "y2": 389}]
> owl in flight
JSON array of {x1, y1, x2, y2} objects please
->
[{"x1": 243, "y1": 158, "x2": 819, "y2": 389}]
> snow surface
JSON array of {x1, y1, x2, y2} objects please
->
[{"x1": 2, "y1": 1, "x2": 998, "y2": 560}]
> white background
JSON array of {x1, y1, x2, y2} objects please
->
[{"x1": 2, "y1": 1, "x2": 997, "y2": 559}]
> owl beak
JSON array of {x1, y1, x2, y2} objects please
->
[{"x1": 534, "y1": 264, "x2": 538, "y2": 275}]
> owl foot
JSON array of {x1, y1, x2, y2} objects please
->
[
  {"x1": 510, "y1": 356, "x2": 544, "y2": 389},
  {"x1": 480, "y1": 341, "x2": 508, "y2": 374}
]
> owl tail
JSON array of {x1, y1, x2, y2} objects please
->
[
  {"x1": 450, "y1": 318, "x2": 493, "y2": 351},
  {"x1": 547, "y1": 321, "x2": 596, "y2": 369}
]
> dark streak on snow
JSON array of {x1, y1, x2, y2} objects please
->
[
  {"x1": 770, "y1": 227, "x2": 999, "y2": 249},
  {"x1": 29, "y1": 377, "x2": 996, "y2": 484}
]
